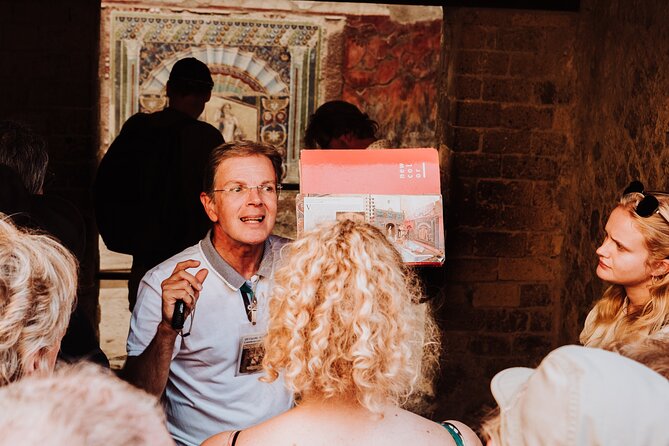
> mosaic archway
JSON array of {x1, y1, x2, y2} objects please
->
[{"x1": 105, "y1": 10, "x2": 322, "y2": 182}]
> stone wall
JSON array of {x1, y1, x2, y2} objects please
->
[
  {"x1": 436, "y1": 0, "x2": 669, "y2": 427},
  {"x1": 436, "y1": 7, "x2": 578, "y2": 423},
  {"x1": 562, "y1": 0, "x2": 669, "y2": 345}
]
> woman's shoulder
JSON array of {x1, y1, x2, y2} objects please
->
[
  {"x1": 441, "y1": 419, "x2": 483, "y2": 446},
  {"x1": 209, "y1": 409, "x2": 300, "y2": 446},
  {"x1": 381, "y1": 408, "x2": 482, "y2": 446},
  {"x1": 204, "y1": 406, "x2": 482, "y2": 446}
]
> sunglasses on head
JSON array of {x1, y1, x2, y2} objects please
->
[{"x1": 623, "y1": 180, "x2": 667, "y2": 219}]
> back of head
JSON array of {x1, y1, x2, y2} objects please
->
[
  {"x1": 0, "y1": 120, "x2": 48, "y2": 194},
  {"x1": 262, "y1": 219, "x2": 438, "y2": 413},
  {"x1": 0, "y1": 362, "x2": 173, "y2": 446},
  {"x1": 167, "y1": 57, "x2": 214, "y2": 97},
  {"x1": 486, "y1": 345, "x2": 669, "y2": 446},
  {"x1": 615, "y1": 330, "x2": 669, "y2": 379},
  {"x1": 304, "y1": 100, "x2": 378, "y2": 148},
  {"x1": 0, "y1": 215, "x2": 77, "y2": 385}
]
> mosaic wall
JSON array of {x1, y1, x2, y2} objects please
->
[{"x1": 104, "y1": 10, "x2": 322, "y2": 182}]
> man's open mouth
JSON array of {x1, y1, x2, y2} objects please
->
[{"x1": 240, "y1": 216, "x2": 265, "y2": 222}]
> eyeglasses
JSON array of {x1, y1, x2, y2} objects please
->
[
  {"x1": 623, "y1": 180, "x2": 669, "y2": 222},
  {"x1": 212, "y1": 184, "x2": 281, "y2": 197}
]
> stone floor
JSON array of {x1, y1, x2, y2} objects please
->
[{"x1": 98, "y1": 238, "x2": 132, "y2": 370}]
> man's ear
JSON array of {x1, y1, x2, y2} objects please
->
[
  {"x1": 200, "y1": 192, "x2": 218, "y2": 223},
  {"x1": 651, "y1": 258, "x2": 669, "y2": 278}
]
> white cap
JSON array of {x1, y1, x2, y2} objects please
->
[{"x1": 490, "y1": 345, "x2": 669, "y2": 446}]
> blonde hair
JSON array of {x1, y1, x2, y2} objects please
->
[
  {"x1": 615, "y1": 331, "x2": 669, "y2": 379},
  {"x1": 0, "y1": 215, "x2": 77, "y2": 385},
  {"x1": 480, "y1": 407, "x2": 502, "y2": 446},
  {"x1": 262, "y1": 220, "x2": 439, "y2": 414},
  {"x1": 580, "y1": 193, "x2": 669, "y2": 350},
  {"x1": 0, "y1": 362, "x2": 173, "y2": 446}
]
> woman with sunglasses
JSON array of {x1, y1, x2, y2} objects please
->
[{"x1": 580, "y1": 181, "x2": 669, "y2": 350}]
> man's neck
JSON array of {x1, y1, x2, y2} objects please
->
[
  {"x1": 166, "y1": 97, "x2": 202, "y2": 119},
  {"x1": 212, "y1": 235, "x2": 265, "y2": 279}
]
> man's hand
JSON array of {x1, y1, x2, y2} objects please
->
[
  {"x1": 122, "y1": 260, "x2": 208, "y2": 395},
  {"x1": 161, "y1": 260, "x2": 209, "y2": 327}
]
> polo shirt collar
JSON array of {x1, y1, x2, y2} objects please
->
[{"x1": 200, "y1": 230, "x2": 274, "y2": 290}]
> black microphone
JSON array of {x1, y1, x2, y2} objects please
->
[{"x1": 172, "y1": 300, "x2": 186, "y2": 330}]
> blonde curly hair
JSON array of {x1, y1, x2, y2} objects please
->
[
  {"x1": 580, "y1": 192, "x2": 669, "y2": 350},
  {"x1": 0, "y1": 215, "x2": 77, "y2": 385},
  {"x1": 262, "y1": 219, "x2": 439, "y2": 414}
]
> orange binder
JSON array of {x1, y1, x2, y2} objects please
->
[
  {"x1": 299, "y1": 148, "x2": 440, "y2": 194},
  {"x1": 297, "y1": 148, "x2": 444, "y2": 266}
]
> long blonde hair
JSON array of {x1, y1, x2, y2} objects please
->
[
  {"x1": 580, "y1": 193, "x2": 669, "y2": 349},
  {"x1": 262, "y1": 220, "x2": 439, "y2": 414},
  {"x1": 0, "y1": 215, "x2": 77, "y2": 385}
]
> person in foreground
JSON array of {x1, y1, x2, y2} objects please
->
[
  {"x1": 203, "y1": 220, "x2": 480, "y2": 446},
  {"x1": 580, "y1": 181, "x2": 669, "y2": 349},
  {"x1": 122, "y1": 141, "x2": 292, "y2": 446},
  {"x1": 0, "y1": 214, "x2": 77, "y2": 386},
  {"x1": 1, "y1": 120, "x2": 107, "y2": 366},
  {"x1": 0, "y1": 362, "x2": 173, "y2": 446},
  {"x1": 481, "y1": 345, "x2": 669, "y2": 446}
]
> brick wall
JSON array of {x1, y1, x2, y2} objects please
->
[
  {"x1": 435, "y1": 7, "x2": 578, "y2": 423},
  {"x1": 0, "y1": 0, "x2": 101, "y2": 328},
  {"x1": 437, "y1": 1, "x2": 669, "y2": 427},
  {"x1": 561, "y1": 0, "x2": 669, "y2": 343}
]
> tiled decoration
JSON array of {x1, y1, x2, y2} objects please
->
[{"x1": 105, "y1": 11, "x2": 322, "y2": 182}]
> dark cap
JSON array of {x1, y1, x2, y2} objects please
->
[{"x1": 168, "y1": 57, "x2": 214, "y2": 88}]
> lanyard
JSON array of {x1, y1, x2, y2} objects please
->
[{"x1": 239, "y1": 282, "x2": 257, "y2": 325}]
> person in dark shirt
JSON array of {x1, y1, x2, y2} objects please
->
[
  {"x1": 94, "y1": 57, "x2": 225, "y2": 310},
  {"x1": 0, "y1": 121, "x2": 108, "y2": 367}
]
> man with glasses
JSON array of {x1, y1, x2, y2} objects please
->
[{"x1": 123, "y1": 141, "x2": 292, "y2": 446}]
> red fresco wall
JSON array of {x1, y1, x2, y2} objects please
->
[{"x1": 342, "y1": 17, "x2": 442, "y2": 148}]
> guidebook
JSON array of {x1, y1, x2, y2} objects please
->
[{"x1": 298, "y1": 148, "x2": 445, "y2": 266}]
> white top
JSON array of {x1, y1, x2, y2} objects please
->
[{"x1": 127, "y1": 233, "x2": 293, "y2": 446}]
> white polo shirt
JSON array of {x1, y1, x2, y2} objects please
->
[{"x1": 127, "y1": 233, "x2": 293, "y2": 446}]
